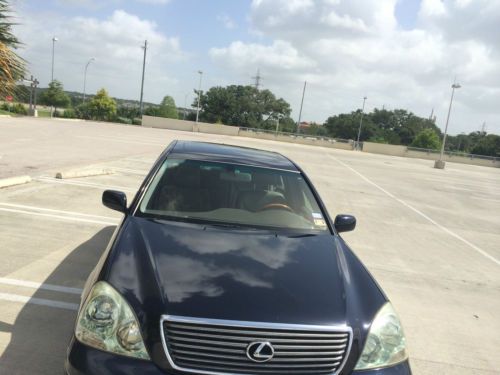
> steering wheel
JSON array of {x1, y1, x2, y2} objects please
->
[{"x1": 258, "y1": 203, "x2": 294, "y2": 212}]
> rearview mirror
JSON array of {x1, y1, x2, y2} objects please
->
[
  {"x1": 102, "y1": 190, "x2": 127, "y2": 213},
  {"x1": 334, "y1": 214, "x2": 356, "y2": 233}
]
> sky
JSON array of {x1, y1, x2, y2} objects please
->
[{"x1": 12, "y1": 0, "x2": 500, "y2": 135}]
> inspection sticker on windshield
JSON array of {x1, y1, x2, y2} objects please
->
[{"x1": 312, "y1": 213, "x2": 327, "y2": 227}]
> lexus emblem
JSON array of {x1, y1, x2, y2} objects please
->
[{"x1": 246, "y1": 341, "x2": 275, "y2": 363}]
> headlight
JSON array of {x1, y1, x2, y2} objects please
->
[
  {"x1": 75, "y1": 281, "x2": 150, "y2": 360},
  {"x1": 355, "y1": 302, "x2": 408, "y2": 370}
]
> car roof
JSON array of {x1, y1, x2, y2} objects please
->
[{"x1": 169, "y1": 141, "x2": 299, "y2": 172}]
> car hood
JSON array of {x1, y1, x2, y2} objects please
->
[{"x1": 103, "y1": 217, "x2": 386, "y2": 368}]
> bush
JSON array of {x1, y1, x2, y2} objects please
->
[
  {"x1": 11, "y1": 103, "x2": 28, "y2": 115},
  {"x1": 114, "y1": 116, "x2": 132, "y2": 124},
  {"x1": 62, "y1": 108, "x2": 77, "y2": 118},
  {"x1": 132, "y1": 118, "x2": 142, "y2": 125}
]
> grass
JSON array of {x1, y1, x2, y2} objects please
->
[
  {"x1": 0, "y1": 109, "x2": 12, "y2": 115},
  {"x1": 37, "y1": 108, "x2": 51, "y2": 118}
]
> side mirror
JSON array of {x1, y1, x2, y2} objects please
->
[
  {"x1": 334, "y1": 214, "x2": 356, "y2": 233},
  {"x1": 102, "y1": 190, "x2": 127, "y2": 213}
]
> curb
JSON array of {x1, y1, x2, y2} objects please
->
[
  {"x1": 0, "y1": 175, "x2": 32, "y2": 189},
  {"x1": 55, "y1": 168, "x2": 113, "y2": 179}
]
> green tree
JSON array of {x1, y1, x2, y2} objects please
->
[
  {"x1": 86, "y1": 88, "x2": 116, "y2": 121},
  {"x1": 324, "y1": 111, "x2": 376, "y2": 141},
  {"x1": 197, "y1": 85, "x2": 291, "y2": 128},
  {"x1": 0, "y1": 0, "x2": 26, "y2": 98},
  {"x1": 159, "y1": 95, "x2": 178, "y2": 119},
  {"x1": 410, "y1": 129, "x2": 441, "y2": 149},
  {"x1": 470, "y1": 134, "x2": 500, "y2": 157},
  {"x1": 40, "y1": 80, "x2": 70, "y2": 109}
]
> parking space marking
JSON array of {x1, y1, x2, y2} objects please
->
[
  {"x1": 77, "y1": 135, "x2": 166, "y2": 146},
  {"x1": 0, "y1": 278, "x2": 83, "y2": 295},
  {"x1": 111, "y1": 167, "x2": 147, "y2": 175},
  {"x1": 0, "y1": 202, "x2": 120, "y2": 221},
  {"x1": 36, "y1": 176, "x2": 136, "y2": 193},
  {"x1": 328, "y1": 154, "x2": 500, "y2": 267},
  {"x1": 0, "y1": 206, "x2": 118, "y2": 226},
  {"x1": 0, "y1": 292, "x2": 79, "y2": 311}
]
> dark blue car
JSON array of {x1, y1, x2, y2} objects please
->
[{"x1": 66, "y1": 141, "x2": 411, "y2": 375}]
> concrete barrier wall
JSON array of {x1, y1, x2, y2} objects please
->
[
  {"x1": 332, "y1": 142, "x2": 355, "y2": 151},
  {"x1": 405, "y1": 149, "x2": 498, "y2": 167},
  {"x1": 196, "y1": 123, "x2": 240, "y2": 136},
  {"x1": 362, "y1": 142, "x2": 407, "y2": 156},
  {"x1": 141, "y1": 116, "x2": 496, "y2": 168},
  {"x1": 142, "y1": 115, "x2": 194, "y2": 132}
]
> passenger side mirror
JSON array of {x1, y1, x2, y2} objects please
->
[
  {"x1": 334, "y1": 214, "x2": 356, "y2": 233},
  {"x1": 102, "y1": 190, "x2": 127, "y2": 213}
]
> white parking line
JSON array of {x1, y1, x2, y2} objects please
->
[
  {"x1": 0, "y1": 202, "x2": 119, "y2": 221},
  {"x1": 36, "y1": 176, "x2": 136, "y2": 193},
  {"x1": 328, "y1": 154, "x2": 500, "y2": 267},
  {"x1": 0, "y1": 292, "x2": 78, "y2": 311},
  {"x1": 111, "y1": 167, "x2": 147, "y2": 175},
  {"x1": 0, "y1": 277, "x2": 83, "y2": 295},
  {"x1": 0, "y1": 207, "x2": 118, "y2": 226},
  {"x1": 78, "y1": 135, "x2": 166, "y2": 146}
]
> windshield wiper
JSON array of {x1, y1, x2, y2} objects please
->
[{"x1": 285, "y1": 233, "x2": 318, "y2": 238}]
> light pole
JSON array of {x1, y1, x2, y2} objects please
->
[
  {"x1": 183, "y1": 93, "x2": 190, "y2": 120},
  {"x1": 83, "y1": 57, "x2": 95, "y2": 102},
  {"x1": 51, "y1": 37, "x2": 58, "y2": 82},
  {"x1": 356, "y1": 96, "x2": 367, "y2": 150},
  {"x1": 195, "y1": 70, "x2": 203, "y2": 123},
  {"x1": 139, "y1": 40, "x2": 148, "y2": 116},
  {"x1": 296, "y1": 81, "x2": 307, "y2": 134},
  {"x1": 434, "y1": 82, "x2": 461, "y2": 169}
]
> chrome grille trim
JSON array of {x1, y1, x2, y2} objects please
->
[{"x1": 160, "y1": 315, "x2": 352, "y2": 375}]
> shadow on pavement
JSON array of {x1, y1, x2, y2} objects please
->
[{"x1": 0, "y1": 226, "x2": 115, "y2": 375}]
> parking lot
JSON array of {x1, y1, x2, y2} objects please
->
[{"x1": 0, "y1": 117, "x2": 499, "y2": 374}]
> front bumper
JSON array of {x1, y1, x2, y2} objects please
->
[{"x1": 66, "y1": 337, "x2": 412, "y2": 375}]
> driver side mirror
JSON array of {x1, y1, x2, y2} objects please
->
[
  {"x1": 102, "y1": 190, "x2": 128, "y2": 213},
  {"x1": 334, "y1": 214, "x2": 356, "y2": 233}
]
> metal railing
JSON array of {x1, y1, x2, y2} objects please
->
[
  {"x1": 406, "y1": 146, "x2": 499, "y2": 162},
  {"x1": 238, "y1": 127, "x2": 353, "y2": 144}
]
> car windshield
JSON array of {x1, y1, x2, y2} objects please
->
[{"x1": 137, "y1": 158, "x2": 329, "y2": 232}]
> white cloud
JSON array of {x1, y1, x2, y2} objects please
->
[
  {"x1": 209, "y1": 0, "x2": 500, "y2": 134},
  {"x1": 217, "y1": 14, "x2": 236, "y2": 29},
  {"x1": 15, "y1": 9, "x2": 186, "y2": 104},
  {"x1": 135, "y1": 0, "x2": 171, "y2": 4}
]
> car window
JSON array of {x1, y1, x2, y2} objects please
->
[{"x1": 137, "y1": 158, "x2": 328, "y2": 232}]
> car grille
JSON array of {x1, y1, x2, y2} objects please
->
[{"x1": 161, "y1": 315, "x2": 351, "y2": 375}]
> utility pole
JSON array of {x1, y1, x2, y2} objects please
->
[
  {"x1": 252, "y1": 68, "x2": 262, "y2": 90},
  {"x1": 51, "y1": 37, "x2": 58, "y2": 82},
  {"x1": 356, "y1": 96, "x2": 367, "y2": 150},
  {"x1": 139, "y1": 40, "x2": 148, "y2": 116},
  {"x1": 83, "y1": 57, "x2": 95, "y2": 102},
  {"x1": 183, "y1": 93, "x2": 189, "y2": 120},
  {"x1": 196, "y1": 70, "x2": 203, "y2": 123},
  {"x1": 296, "y1": 81, "x2": 307, "y2": 134},
  {"x1": 435, "y1": 81, "x2": 461, "y2": 169},
  {"x1": 26, "y1": 76, "x2": 39, "y2": 116},
  {"x1": 481, "y1": 121, "x2": 486, "y2": 134}
]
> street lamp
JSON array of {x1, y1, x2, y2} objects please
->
[
  {"x1": 83, "y1": 57, "x2": 95, "y2": 102},
  {"x1": 51, "y1": 36, "x2": 58, "y2": 82},
  {"x1": 196, "y1": 70, "x2": 203, "y2": 123},
  {"x1": 434, "y1": 82, "x2": 461, "y2": 169},
  {"x1": 356, "y1": 96, "x2": 367, "y2": 150},
  {"x1": 183, "y1": 92, "x2": 190, "y2": 120}
]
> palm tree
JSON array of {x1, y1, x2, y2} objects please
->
[{"x1": 0, "y1": 0, "x2": 26, "y2": 98}]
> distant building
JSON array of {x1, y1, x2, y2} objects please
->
[{"x1": 298, "y1": 121, "x2": 311, "y2": 130}]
